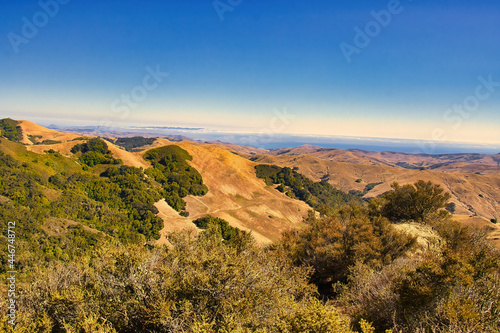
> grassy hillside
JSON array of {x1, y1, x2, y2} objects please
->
[
  {"x1": 0, "y1": 139, "x2": 211, "y2": 280},
  {"x1": 144, "y1": 145, "x2": 208, "y2": 212},
  {"x1": 166, "y1": 142, "x2": 312, "y2": 243}
]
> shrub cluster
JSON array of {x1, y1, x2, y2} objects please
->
[
  {"x1": 255, "y1": 164, "x2": 362, "y2": 215},
  {"x1": 71, "y1": 138, "x2": 121, "y2": 167},
  {"x1": 144, "y1": 145, "x2": 208, "y2": 211},
  {"x1": 369, "y1": 180, "x2": 451, "y2": 222},
  {"x1": 279, "y1": 204, "x2": 417, "y2": 295},
  {"x1": 0, "y1": 118, "x2": 22, "y2": 142},
  {"x1": 1, "y1": 228, "x2": 356, "y2": 333},
  {"x1": 113, "y1": 136, "x2": 157, "y2": 151}
]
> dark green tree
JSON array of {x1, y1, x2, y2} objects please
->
[{"x1": 372, "y1": 180, "x2": 451, "y2": 222}]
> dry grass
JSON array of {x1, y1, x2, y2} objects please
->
[
  {"x1": 154, "y1": 199, "x2": 198, "y2": 245},
  {"x1": 152, "y1": 141, "x2": 310, "y2": 245},
  {"x1": 453, "y1": 214, "x2": 500, "y2": 249},
  {"x1": 17, "y1": 120, "x2": 500, "y2": 247},
  {"x1": 253, "y1": 154, "x2": 500, "y2": 221},
  {"x1": 393, "y1": 222, "x2": 441, "y2": 253},
  {"x1": 18, "y1": 120, "x2": 82, "y2": 144}
]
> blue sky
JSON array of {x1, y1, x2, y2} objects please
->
[{"x1": 1, "y1": 0, "x2": 499, "y2": 146}]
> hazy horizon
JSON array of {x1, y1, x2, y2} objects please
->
[
  {"x1": 31, "y1": 120, "x2": 500, "y2": 155},
  {"x1": 1, "y1": 0, "x2": 500, "y2": 147}
]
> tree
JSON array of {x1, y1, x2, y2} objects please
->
[
  {"x1": 372, "y1": 180, "x2": 451, "y2": 222},
  {"x1": 446, "y1": 202, "x2": 456, "y2": 214},
  {"x1": 279, "y1": 204, "x2": 416, "y2": 295}
]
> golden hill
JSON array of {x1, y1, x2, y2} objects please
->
[
  {"x1": 18, "y1": 123, "x2": 310, "y2": 244},
  {"x1": 155, "y1": 141, "x2": 311, "y2": 244},
  {"x1": 18, "y1": 120, "x2": 83, "y2": 144},
  {"x1": 14, "y1": 120, "x2": 500, "y2": 245},
  {"x1": 251, "y1": 153, "x2": 500, "y2": 220}
]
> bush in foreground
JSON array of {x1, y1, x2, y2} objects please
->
[
  {"x1": 370, "y1": 181, "x2": 451, "y2": 222},
  {"x1": 1, "y1": 226, "x2": 355, "y2": 332}
]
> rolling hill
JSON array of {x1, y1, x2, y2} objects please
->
[
  {"x1": 3, "y1": 119, "x2": 499, "y2": 246},
  {"x1": 240, "y1": 145, "x2": 500, "y2": 221},
  {"x1": 11, "y1": 120, "x2": 311, "y2": 244}
]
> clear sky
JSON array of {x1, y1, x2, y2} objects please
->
[{"x1": 1, "y1": 0, "x2": 499, "y2": 146}]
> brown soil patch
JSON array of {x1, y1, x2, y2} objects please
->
[{"x1": 154, "y1": 199, "x2": 199, "y2": 245}]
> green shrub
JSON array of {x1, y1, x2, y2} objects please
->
[
  {"x1": 0, "y1": 118, "x2": 22, "y2": 142},
  {"x1": 370, "y1": 180, "x2": 451, "y2": 222},
  {"x1": 36, "y1": 139, "x2": 62, "y2": 145},
  {"x1": 114, "y1": 136, "x2": 157, "y2": 151},
  {"x1": 279, "y1": 204, "x2": 417, "y2": 295},
  {"x1": 144, "y1": 145, "x2": 208, "y2": 211},
  {"x1": 2, "y1": 230, "x2": 355, "y2": 332},
  {"x1": 71, "y1": 138, "x2": 121, "y2": 167},
  {"x1": 193, "y1": 215, "x2": 250, "y2": 247},
  {"x1": 255, "y1": 164, "x2": 362, "y2": 215}
]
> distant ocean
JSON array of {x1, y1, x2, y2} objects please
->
[
  {"x1": 55, "y1": 124, "x2": 500, "y2": 155},
  {"x1": 148, "y1": 130, "x2": 500, "y2": 155}
]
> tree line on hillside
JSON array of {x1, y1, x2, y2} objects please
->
[
  {"x1": 256, "y1": 164, "x2": 363, "y2": 215},
  {"x1": 0, "y1": 118, "x2": 22, "y2": 142},
  {"x1": 144, "y1": 145, "x2": 208, "y2": 213},
  {"x1": 0, "y1": 139, "x2": 206, "y2": 274},
  {"x1": 111, "y1": 136, "x2": 157, "y2": 151},
  {"x1": 71, "y1": 137, "x2": 122, "y2": 167}
]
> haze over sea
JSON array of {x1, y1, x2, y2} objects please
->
[
  {"x1": 154, "y1": 131, "x2": 500, "y2": 155},
  {"x1": 48, "y1": 123, "x2": 500, "y2": 155}
]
